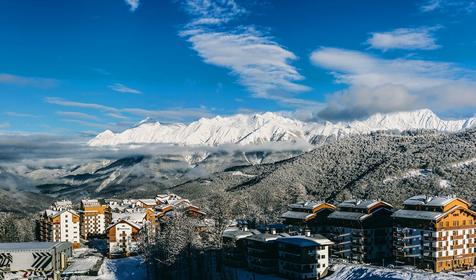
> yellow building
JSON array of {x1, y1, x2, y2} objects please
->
[
  {"x1": 79, "y1": 199, "x2": 112, "y2": 239},
  {"x1": 392, "y1": 195, "x2": 476, "y2": 272}
]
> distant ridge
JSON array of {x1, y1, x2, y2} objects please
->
[{"x1": 88, "y1": 109, "x2": 476, "y2": 147}]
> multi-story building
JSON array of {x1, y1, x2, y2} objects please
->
[
  {"x1": 39, "y1": 209, "x2": 81, "y2": 249},
  {"x1": 281, "y1": 201, "x2": 336, "y2": 233},
  {"x1": 106, "y1": 219, "x2": 142, "y2": 258},
  {"x1": 245, "y1": 233, "x2": 281, "y2": 274},
  {"x1": 327, "y1": 199, "x2": 394, "y2": 263},
  {"x1": 79, "y1": 199, "x2": 111, "y2": 239},
  {"x1": 223, "y1": 228, "x2": 255, "y2": 268},
  {"x1": 276, "y1": 234, "x2": 333, "y2": 279},
  {"x1": 392, "y1": 195, "x2": 476, "y2": 272}
]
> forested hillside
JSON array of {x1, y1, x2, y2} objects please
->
[{"x1": 175, "y1": 129, "x2": 476, "y2": 222}]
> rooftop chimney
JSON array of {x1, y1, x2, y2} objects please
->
[
  {"x1": 271, "y1": 228, "x2": 277, "y2": 235},
  {"x1": 304, "y1": 229, "x2": 311, "y2": 237}
]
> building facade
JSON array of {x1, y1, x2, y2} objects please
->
[
  {"x1": 39, "y1": 209, "x2": 81, "y2": 249},
  {"x1": 277, "y1": 235, "x2": 333, "y2": 279},
  {"x1": 0, "y1": 242, "x2": 72, "y2": 280},
  {"x1": 80, "y1": 199, "x2": 112, "y2": 239},
  {"x1": 392, "y1": 195, "x2": 476, "y2": 272},
  {"x1": 106, "y1": 220, "x2": 142, "y2": 258},
  {"x1": 281, "y1": 201, "x2": 336, "y2": 234},
  {"x1": 327, "y1": 199, "x2": 394, "y2": 263}
]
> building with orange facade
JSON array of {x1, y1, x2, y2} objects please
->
[
  {"x1": 79, "y1": 199, "x2": 112, "y2": 239},
  {"x1": 392, "y1": 195, "x2": 476, "y2": 272},
  {"x1": 281, "y1": 201, "x2": 336, "y2": 234},
  {"x1": 39, "y1": 209, "x2": 81, "y2": 249}
]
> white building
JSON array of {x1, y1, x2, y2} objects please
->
[
  {"x1": 39, "y1": 210, "x2": 81, "y2": 249},
  {"x1": 106, "y1": 220, "x2": 142, "y2": 258}
]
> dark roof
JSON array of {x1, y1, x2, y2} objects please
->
[{"x1": 276, "y1": 235, "x2": 334, "y2": 247}]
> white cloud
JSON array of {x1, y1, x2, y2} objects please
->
[
  {"x1": 0, "y1": 122, "x2": 9, "y2": 129},
  {"x1": 184, "y1": 0, "x2": 245, "y2": 25},
  {"x1": 310, "y1": 47, "x2": 476, "y2": 120},
  {"x1": 0, "y1": 73, "x2": 58, "y2": 88},
  {"x1": 367, "y1": 27, "x2": 439, "y2": 51},
  {"x1": 420, "y1": 0, "x2": 476, "y2": 13},
  {"x1": 4, "y1": 112, "x2": 39, "y2": 118},
  {"x1": 45, "y1": 97, "x2": 213, "y2": 124},
  {"x1": 420, "y1": 0, "x2": 442, "y2": 12},
  {"x1": 124, "y1": 0, "x2": 140, "y2": 12},
  {"x1": 181, "y1": 1, "x2": 309, "y2": 103},
  {"x1": 57, "y1": 111, "x2": 98, "y2": 120},
  {"x1": 182, "y1": 28, "x2": 309, "y2": 99},
  {"x1": 108, "y1": 83, "x2": 142, "y2": 94}
]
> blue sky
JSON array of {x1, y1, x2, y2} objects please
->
[{"x1": 1, "y1": 0, "x2": 475, "y2": 135}]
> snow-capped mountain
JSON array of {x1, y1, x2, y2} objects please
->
[{"x1": 88, "y1": 109, "x2": 476, "y2": 147}]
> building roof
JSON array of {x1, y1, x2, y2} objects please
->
[
  {"x1": 288, "y1": 201, "x2": 322, "y2": 210},
  {"x1": 223, "y1": 228, "x2": 254, "y2": 240},
  {"x1": 137, "y1": 199, "x2": 156, "y2": 205},
  {"x1": 81, "y1": 199, "x2": 100, "y2": 206},
  {"x1": 403, "y1": 195, "x2": 469, "y2": 208},
  {"x1": 281, "y1": 211, "x2": 315, "y2": 220},
  {"x1": 337, "y1": 199, "x2": 384, "y2": 210},
  {"x1": 276, "y1": 235, "x2": 334, "y2": 247},
  {"x1": 107, "y1": 219, "x2": 142, "y2": 231},
  {"x1": 327, "y1": 211, "x2": 369, "y2": 221},
  {"x1": 246, "y1": 233, "x2": 288, "y2": 243},
  {"x1": 391, "y1": 209, "x2": 442, "y2": 221},
  {"x1": 0, "y1": 242, "x2": 66, "y2": 251}
]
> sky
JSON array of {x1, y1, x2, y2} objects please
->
[{"x1": 1, "y1": 0, "x2": 476, "y2": 136}]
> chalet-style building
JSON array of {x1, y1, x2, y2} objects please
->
[
  {"x1": 327, "y1": 199, "x2": 394, "y2": 263},
  {"x1": 106, "y1": 219, "x2": 142, "y2": 258},
  {"x1": 281, "y1": 201, "x2": 336, "y2": 233},
  {"x1": 39, "y1": 209, "x2": 81, "y2": 249},
  {"x1": 392, "y1": 195, "x2": 476, "y2": 272},
  {"x1": 79, "y1": 199, "x2": 112, "y2": 239},
  {"x1": 276, "y1": 234, "x2": 333, "y2": 279}
]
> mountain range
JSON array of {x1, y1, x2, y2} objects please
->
[{"x1": 88, "y1": 109, "x2": 476, "y2": 147}]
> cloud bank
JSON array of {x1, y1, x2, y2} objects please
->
[{"x1": 311, "y1": 47, "x2": 476, "y2": 120}]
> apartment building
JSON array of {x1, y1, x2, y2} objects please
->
[
  {"x1": 392, "y1": 195, "x2": 476, "y2": 272},
  {"x1": 79, "y1": 199, "x2": 111, "y2": 239},
  {"x1": 327, "y1": 199, "x2": 394, "y2": 263},
  {"x1": 281, "y1": 201, "x2": 336, "y2": 233},
  {"x1": 39, "y1": 209, "x2": 81, "y2": 249},
  {"x1": 276, "y1": 234, "x2": 333, "y2": 279},
  {"x1": 106, "y1": 220, "x2": 142, "y2": 258},
  {"x1": 245, "y1": 233, "x2": 283, "y2": 274}
]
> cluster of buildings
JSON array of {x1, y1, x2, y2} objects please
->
[
  {"x1": 38, "y1": 193, "x2": 203, "y2": 258},
  {"x1": 222, "y1": 195, "x2": 476, "y2": 279}
]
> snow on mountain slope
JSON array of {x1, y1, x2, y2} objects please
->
[{"x1": 88, "y1": 109, "x2": 476, "y2": 147}]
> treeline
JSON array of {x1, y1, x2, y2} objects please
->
[{"x1": 0, "y1": 212, "x2": 35, "y2": 242}]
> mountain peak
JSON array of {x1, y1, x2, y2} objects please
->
[{"x1": 88, "y1": 109, "x2": 476, "y2": 147}]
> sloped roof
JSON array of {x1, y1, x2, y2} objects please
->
[
  {"x1": 403, "y1": 195, "x2": 470, "y2": 208},
  {"x1": 338, "y1": 199, "x2": 385, "y2": 210},
  {"x1": 281, "y1": 211, "x2": 315, "y2": 220},
  {"x1": 276, "y1": 234, "x2": 334, "y2": 247},
  {"x1": 289, "y1": 201, "x2": 323, "y2": 210},
  {"x1": 223, "y1": 228, "x2": 254, "y2": 240},
  {"x1": 328, "y1": 211, "x2": 369, "y2": 221}
]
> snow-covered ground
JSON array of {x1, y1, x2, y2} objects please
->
[
  {"x1": 328, "y1": 264, "x2": 476, "y2": 280},
  {"x1": 65, "y1": 256, "x2": 146, "y2": 280}
]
